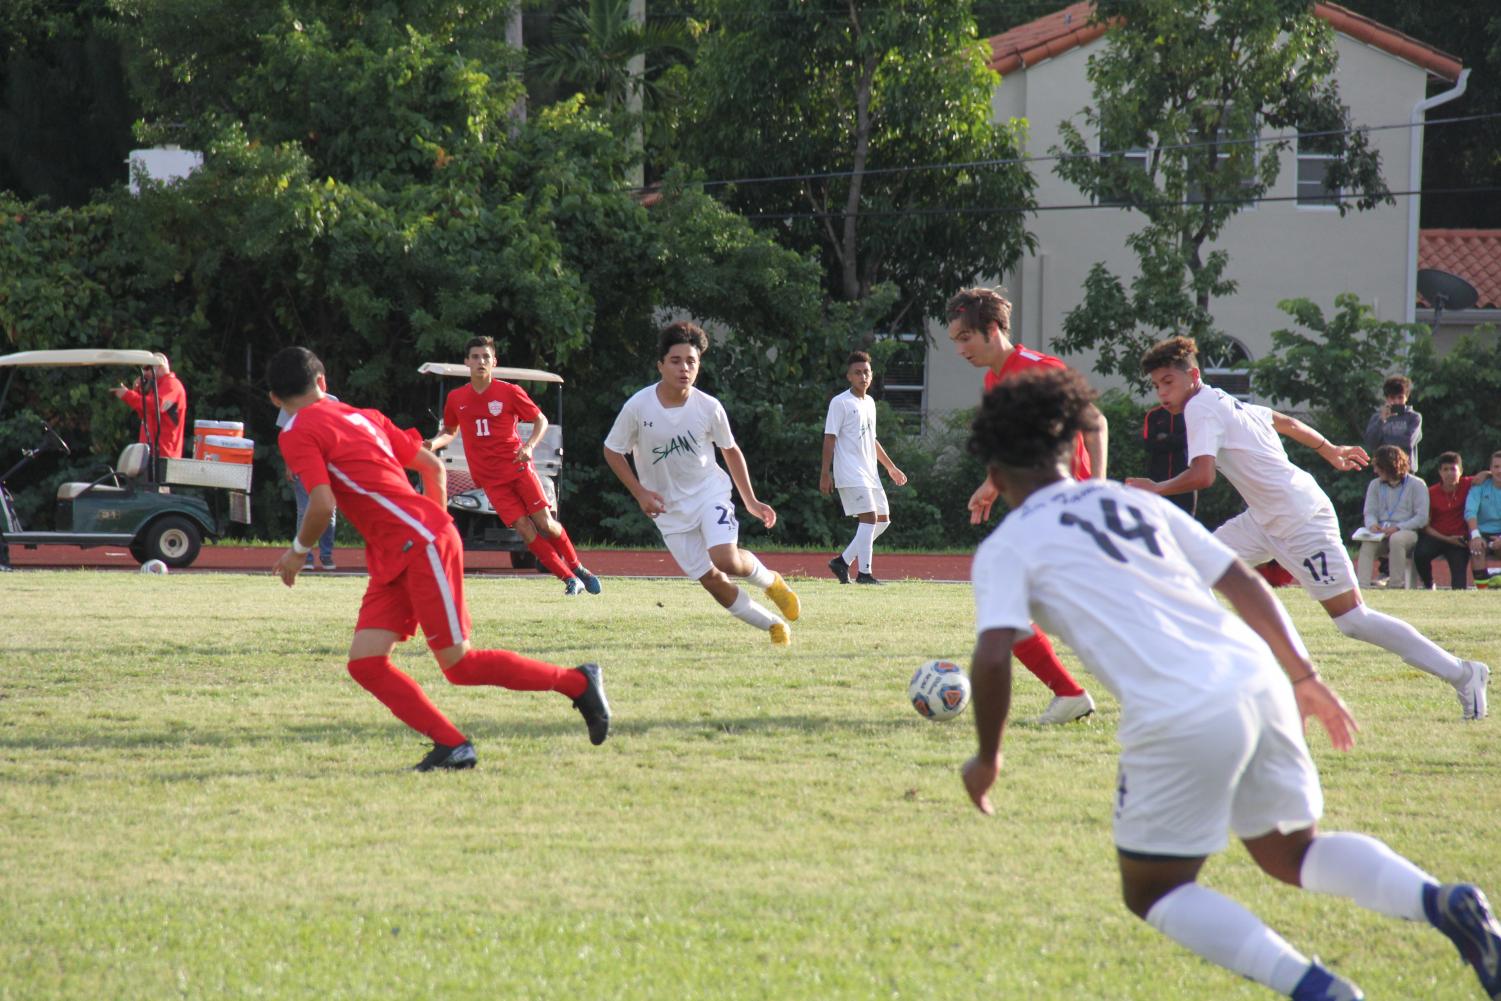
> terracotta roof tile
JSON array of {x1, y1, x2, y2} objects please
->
[
  {"x1": 987, "y1": 2, "x2": 1460, "y2": 82},
  {"x1": 1418, "y1": 230, "x2": 1501, "y2": 309}
]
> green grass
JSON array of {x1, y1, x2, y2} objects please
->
[{"x1": 1, "y1": 573, "x2": 1497, "y2": 1000}]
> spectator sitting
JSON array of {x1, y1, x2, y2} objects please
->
[
  {"x1": 1363, "y1": 374, "x2": 1422, "y2": 468},
  {"x1": 1414, "y1": 451, "x2": 1473, "y2": 590},
  {"x1": 1355, "y1": 444, "x2": 1427, "y2": 589},
  {"x1": 1466, "y1": 449, "x2": 1501, "y2": 588}
]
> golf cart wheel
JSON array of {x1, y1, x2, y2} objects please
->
[
  {"x1": 141, "y1": 515, "x2": 202, "y2": 568},
  {"x1": 129, "y1": 541, "x2": 149, "y2": 562},
  {"x1": 508, "y1": 550, "x2": 536, "y2": 570}
]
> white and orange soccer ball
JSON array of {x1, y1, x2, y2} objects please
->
[{"x1": 907, "y1": 660, "x2": 971, "y2": 721}]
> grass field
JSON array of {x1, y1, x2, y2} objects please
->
[{"x1": 2, "y1": 571, "x2": 1498, "y2": 1000}]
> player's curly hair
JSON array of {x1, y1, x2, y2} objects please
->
[
  {"x1": 658, "y1": 320, "x2": 709, "y2": 360},
  {"x1": 945, "y1": 287, "x2": 1012, "y2": 340},
  {"x1": 1141, "y1": 336, "x2": 1199, "y2": 374},
  {"x1": 1373, "y1": 444, "x2": 1411, "y2": 480},
  {"x1": 969, "y1": 367, "x2": 1100, "y2": 470}
]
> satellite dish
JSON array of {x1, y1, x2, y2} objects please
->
[{"x1": 1417, "y1": 268, "x2": 1479, "y2": 335}]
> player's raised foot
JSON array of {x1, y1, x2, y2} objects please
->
[
  {"x1": 1423, "y1": 883, "x2": 1501, "y2": 998},
  {"x1": 765, "y1": 573, "x2": 800, "y2": 621},
  {"x1": 1457, "y1": 661, "x2": 1489, "y2": 721},
  {"x1": 573, "y1": 566, "x2": 602, "y2": 595},
  {"x1": 413, "y1": 740, "x2": 477, "y2": 772},
  {"x1": 1290, "y1": 960, "x2": 1364, "y2": 1000},
  {"x1": 564, "y1": 577, "x2": 584, "y2": 596},
  {"x1": 571, "y1": 663, "x2": 610, "y2": 745},
  {"x1": 855, "y1": 572, "x2": 883, "y2": 585},
  {"x1": 1034, "y1": 691, "x2": 1095, "y2": 725},
  {"x1": 827, "y1": 554, "x2": 851, "y2": 585},
  {"x1": 769, "y1": 622, "x2": 791, "y2": 647}
]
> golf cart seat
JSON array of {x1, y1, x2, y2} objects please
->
[{"x1": 57, "y1": 443, "x2": 150, "y2": 500}]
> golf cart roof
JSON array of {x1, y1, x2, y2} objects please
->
[
  {"x1": 0, "y1": 349, "x2": 170, "y2": 369},
  {"x1": 417, "y1": 362, "x2": 563, "y2": 384}
]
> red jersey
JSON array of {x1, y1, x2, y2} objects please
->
[
  {"x1": 441, "y1": 380, "x2": 542, "y2": 485},
  {"x1": 1428, "y1": 479, "x2": 1471, "y2": 537},
  {"x1": 984, "y1": 346, "x2": 1093, "y2": 479},
  {"x1": 278, "y1": 398, "x2": 452, "y2": 584},
  {"x1": 121, "y1": 372, "x2": 188, "y2": 458}
]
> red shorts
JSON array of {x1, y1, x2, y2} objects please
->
[
  {"x1": 355, "y1": 527, "x2": 472, "y2": 650},
  {"x1": 482, "y1": 467, "x2": 550, "y2": 525}
]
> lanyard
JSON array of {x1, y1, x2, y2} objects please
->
[{"x1": 1374, "y1": 479, "x2": 1405, "y2": 525}]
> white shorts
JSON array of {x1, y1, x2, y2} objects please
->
[
  {"x1": 661, "y1": 493, "x2": 740, "y2": 579},
  {"x1": 1214, "y1": 507, "x2": 1357, "y2": 601},
  {"x1": 838, "y1": 484, "x2": 889, "y2": 517},
  {"x1": 1114, "y1": 684, "x2": 1323, "y2": 857}
]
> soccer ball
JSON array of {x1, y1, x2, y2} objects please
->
[
  {"x1": 139, "y1": 559, "x2": 168, "y2": 575},
  {"x1": 907, "y1": 660, "x2": 971, "y2": 721}
]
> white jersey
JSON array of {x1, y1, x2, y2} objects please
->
[
  {"x1": 973, "y1": 478, "x2": 1287, "y2": 744},
  {"x1": 604, "y1": 384, "x2": 736, "y2": 535},
  {"x1": 823, "y1": 389, "x2": 879, "y2": 488},
  {"x1": 1184, "y1": 385, "x2": 1332, "y2": 535}
]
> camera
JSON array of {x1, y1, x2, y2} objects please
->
[{"x1": 1389, "y1": 404, "x2": 1407, "y2": 414}]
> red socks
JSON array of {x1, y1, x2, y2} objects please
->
[
  {"x1": 526, "y1": 537, "x2": 574, "y2": 582},
  {"x1": 347, "y1": 657, "x2": 466, "y2": 746},
  {"x1": 443, "y1": 649, "x2": 587, "y2": 699},
  {"x1": 549, "y1": 527, "x2": 581, "y2": 570},
  {"x1": 1012, "y1": 626, "x2": 1087, "y2": 697}
]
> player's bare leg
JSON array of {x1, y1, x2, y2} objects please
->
[
  {"x1": 526, "y1": 509, "x2": 600, "y2": 594},
  {"x1": 699, "y1": 554, "x2": 791, "y2": 646},
  {"x1": 710, "y1": 541, "x2": 799, "y2": 625}
]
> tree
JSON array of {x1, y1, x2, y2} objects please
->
[
  {"x1": 1051, "y1": 0, "x2": 1390, "y2": 389},
  {"x1": 529, "y1": 0, "x2": 688, "y2": 112},
  {"x1": 679, "y1": 0, "x2": 1036, "y2": 331}
]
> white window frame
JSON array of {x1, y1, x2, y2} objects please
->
[
  {"x1": 1202, "y1": 337, "x2": 1254, "y2": 401},
  {"x1": 1296, "y1": 133, "x2": 1342, "y2": 210}
]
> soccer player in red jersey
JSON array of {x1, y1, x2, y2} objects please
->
[
  {"x1": 268, "y1": 347, "x2": 609, "y2": 771},
  {"x1": 427, "y1": 336, "x2": 601, "y2": 596},
  {"x1": 945, "y1": 286, "x2": 1107, "y2": 725}
]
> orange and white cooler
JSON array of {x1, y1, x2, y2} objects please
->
[
  {"x1": 193, "y1": 420, "x2": 244, "y2": 458},
  {"x1": 200, "y1": 435, "x2": 254, "y2": 464}
]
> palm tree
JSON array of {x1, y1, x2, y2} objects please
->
[{"x1": 530, "y1": 0, "x2": 689, "y2": 112}]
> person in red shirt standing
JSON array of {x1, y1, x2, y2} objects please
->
[
  {"x1": 110, "y1": 355, "x2": 188, "y2": 458},
  {"x1": 427, "y1": 336, "x2": 601, "y2": 596},
  {"x1": 946, "y1": 287, "x2": 1108, "y2": 725},
  {"x1": 1415, "y1": 451, "x2": 1474, "y2": 590},
  {"x1": 269, "y1": 347, "x2": 609, "y2": 771}
]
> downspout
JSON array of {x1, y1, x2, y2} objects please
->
[{"x1": 1406, "y1": 68, "x2": 1469, "y2": 324}]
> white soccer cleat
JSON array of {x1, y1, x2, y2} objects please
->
[
  {"x1": 1457, "y1": 661, "x2": 1489, "y2": 721},
  {"x1": 1034, "y1": 691, "x2": 1095, "y2": 725}
]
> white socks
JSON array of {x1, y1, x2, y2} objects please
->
[
  {"x1": 871, "y1": 519, "x2": 890, "y2": 541},
  {"x1": 727, "y1": 588, "x2": 779, "y2": 631},
  {"x1": 1299, "y1": 832, "x2": 1433, "y2": 921},
  {"x1": 843, "y1": 522, "x2": 875, "y2": 573},
  {"x1": 1146, "y1": 883, "x2": 1310, "y2": 994},
  {"x1": 739, "y1": 555, "x2": 775, "y2": 590},
  {"x1": 1332, "y1": 604, "x2": 1465, "y2": 684}
]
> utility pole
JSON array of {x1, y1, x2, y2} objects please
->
[{"x1": 626, "y1": 0, "x2": 645, "y2": 187}]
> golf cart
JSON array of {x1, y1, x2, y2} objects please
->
[
  {"x1": 417, "y1": 362, "x2": 563, "y2": 568},
  {"x1": 0, "y1": 349, "x2": 253, "y2": 569}
]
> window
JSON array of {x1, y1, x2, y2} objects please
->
[
  {"x1": 1095, "y1": 145, "x2": 1149, "y2": 207},
  {"x1": 1201, "y1": 338, "x2": 1253, "y2": 400},
  {"x1": 1186, "y1": 123, "x2": 1259, "y2": 208},
  {"x1": 874, "y1": 333, "x2": 926, "y2": 417},
  {"x1": 1297, "y1": 132, "x2": 1341, "y2": 208}
]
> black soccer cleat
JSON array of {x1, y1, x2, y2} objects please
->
[
  {"x1": 855, "y1": 572, "x2": 884, "y2": 586},
  {"x1": 827, "y1": 555, "x2": 851, "y2": 584},
  {"x1": 573, "y1": 663, "x2": 611, "y2": 745},
  {"x1": 413, "y1": 740, "x2": 477, "y2": 772}
]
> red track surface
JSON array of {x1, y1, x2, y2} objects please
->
[{"x1": 5, "y1": 544, "x2": 975, "y2": 581}]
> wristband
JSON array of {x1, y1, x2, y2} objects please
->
[
  {"x1": 1473, "y1": 530, "x2": 1484, "y2": 541},
  {"x1": 291, "y1": 538, "x2": 311, "y2": 555},
  {"x1": 1292, "y1": 672, "x2": 1319, "y2": 686},
  {"x1": 1313, "y1": 438, "x2": 1328, "y2": 451}
]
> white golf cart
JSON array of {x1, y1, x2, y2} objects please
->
[
  {"x1": 0, "y1": 349, "x2": 252, "y2": 568},
  {"x1": 417, "y1": 362, "x2": 564, "y2": 568}
]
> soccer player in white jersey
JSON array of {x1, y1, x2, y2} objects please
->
[
  {"x1": 1125, "y1": 337, "x2": 1489, "y2": 721},
  {"x1": 603, "y1": 321, "x2": 801, "y2": 644},
  {"x1": 821, "y1": 350, "x2": 907, "y2": 585},
  {"x1": 962, "y1": 366, "x2": 1501, "y2": 1001}
]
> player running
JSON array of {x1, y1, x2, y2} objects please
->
[
  {"x1": 945, "y1": 286, "x2": 1101, "y2": 725},
  {"x1": 269, "y1": 347, "x2": 609, "y2": 771},
  {"x1": 1126, "y1": 336, "x2": 1489, "y2": 721},
  {"x1": 603, "y1": 321, "x2": 800, "y2": 645},
  {"x1": 821, "y1": 350, "x2": 907, "y2": 585},
  {"x1": 427, "y1": 336, "x2": 601, "y2": 596},
  {"x1": 963, "y1": 366, "x2": 1501, "y2": 1001}
]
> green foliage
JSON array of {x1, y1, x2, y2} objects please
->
[
  {"x1": 1052, "y1": 0, "x2": 1390, "y2": 388},
  {"x1": 1406, "y1": 329, "x2": 1501, "y2": 477}
]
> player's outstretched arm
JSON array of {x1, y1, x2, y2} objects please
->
[
  {"x1": 1271, "y1": 412, "x2": 1369, "y2": 471},
  {"x1": 1083, "y1": 403, "x2": 1108, "y2": 479},
  {"x1": 720, "y1": 445, "x2": 776, "y2": 528},
  {"x1": 603, "y1": 447, "x2": 665, "y2": 518},
  {"x1": 1213, "y1": 560, "x2": 1358, "y2": 751},
  {"x1": 274, "y1": 484, "x2": 336, "y2": 587},
  {"x1": 1125, "y1": 455, "x2": 1216, "y2": 496},
  {"x1": 426, "y1": 425, "x2": 459, "y2": 452},
  {"x1": 962, "y1": 628, "x2": 1017, "y2": 815}
]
